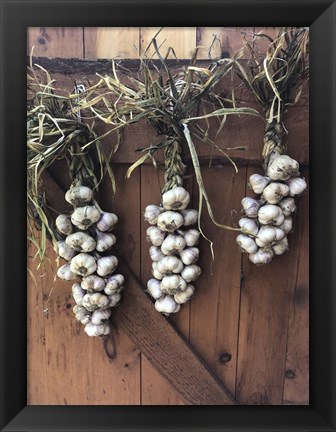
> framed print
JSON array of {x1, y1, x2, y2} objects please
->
[{"x1": 1, "y1": 0, "x2": 335, "y2": 431}]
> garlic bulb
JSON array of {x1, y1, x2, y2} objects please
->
[
  {"x1": 65, "y1": 185, "x2": 93, "y2": 206},
  {"x1": 238, "y1": 218, "x2": 258, "y2": 237},
  {"x1": 95, "y1": 231, "x2": 116, "y2": 252},
  {"x1": 181, "y1": 265, "x2": 201, "y2": 283},
  {"x1": 262, "y1": 183, "x2": 289, "y2": 204},
  {"x1": 249, "y1": 248, "x2": 274, "y2": 265},
  {"x1": 70, "y1": 253, "x2": 97, "y2": 277},
  {"x1": 96, "y1": 255, "x2": 118, "y2": 277},
  {"x1": 274, "y1": 227, "x2": 286, "y2": 242},
  {"x1": 174, "y1": 285, "x2": 195, "y2": 304},
  {"x1": 65, "y1": 232, "x2": 96, "y2": 252},
  {"x1": 266, "y1": 155, "x2": 299, "y2": 180},
  {"x1": 152, "y1": 262, "x2": 164, "y2": 280},
  {"x1": 71, "y1": 205, "x2": 101, "y2": 230},
  {"x1": 157, "y1": 211, "x2": 184, "y2": 232},
  {"x1": 236, "y1": 234, "x2": 258, "y2": 254},
  {"x1": 258, "y1": 205, "x2": 284, "y2": 226},
  {"x1": 179, "y1": 247, "x2": 199, "y2": 265},
  {"x1": 162, "y1": 186, "x2": 190, "y2": 211},
  {"x1": 57, "y1": 241, "x2": 76, "y2": 261},
  {"x1": 249, "y1": 174, "x2": 270, "y2": 194},
  {"x1": 81, "y1": 274, "x2": 106, "y2": 292},
  {"x1": 279, "y1": 217, "x2": 293, "y2": 234},
  {"x1": 161, "y1": 234, "x2": 186, "y2": 255},
  {"x1": 181, "y1": 209, "x2": 198, "y2": 226},
  {"x1": 146, "y1": 226, "x2": 166, "y2": 246},
  {"x1": 157, "y1": 256, "x2": 184, "y2": 275},
  {"x1": 82, "y1": 293, "x2": 109, "y2": 312},
  {"x1": 57, "y1": 263, "x2": 77, "y2": 280},
  {"x1": 96, "y1": 212, "x2": 118, "y2": 232},
  {"x1": 144, "y1": 205, "x2": 163, "y2": 224},
  {"x1": 84, "y1": 322, "x2": 111, "y2": 337},
  {"x1": 160, "y1": 275, "x2": 187, "y2": 295},
  {"x1": 55, "y1": 214, "x2": 73, "y2": 236},
  {"x1": 149, "y1": 246, "x2": 165, "y2": 262},
  {"x1": 183, "y1": 229, "x2": 200, "y2": 247},
  {"x1": 154, "y1": 295, "x2": 181, "y2": 315},
  {"x1": 273, "y1": 237, "x2": 289, "y2": 255},
  {"x1": 278, "y1": 197, "x2": 296, "y2": 216},
  {"x1": 147, "y1": 278, "x2": 164, "y2": 300},
  {"x1": 73, "y1": 305, "x2": 91, "y2": 325},
  {"x1": 104, "y1": 274, "x2": 125, "y2": 295},
  {"x1": 91, "y1": 309, "x2": 111, "y2": 325},
  {"x1": 286, "y1": 177, "x2": 307, "y2": 196},
  {"x1": 72, "y1": 283, "x2": 85, "y2": 306},
  {"x1": 255, "y1": 225, "x2": 277, "y2": 247},
  {"x1": 241, "y1": 197, "x2": 261, "y2": 218},
  {"x1": 107, "y1": 293, "x2": 121, "y2": 308}
]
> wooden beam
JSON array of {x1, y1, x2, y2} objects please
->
[{"x1": 39, "y1": 171, "x2": 238, "y2": 405}]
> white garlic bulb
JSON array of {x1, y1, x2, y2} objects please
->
[
  {"x1": 249, "y1": 174, "x2": 270, "y2": 194},
  {"x1": 81, "y1": 274, "x2": 106, "y2": 292},
  {"x1": 95, "y1": 231, "x2": 116, "y2": 252},
  {"x1": 286, "y1": 177, "x2": 307, "y2": 196},
  {"x1": 161, "y1": 234, "x2": 186, "y2": 255},
  {"x1": 71, "y1": 205, "x2": 101, "y2": 230},
  {"x1": 262, "y1": 183, "x2": 290, "y2": 204},
  {"x1": 279, "y1": 217, "x2": 293, "y2": 234},
  {"x1": 91, "y1": 309, "x2": 111, "y2": 325},
  {"x1": 151, "y1": 262, "x2": 164, "y2": 280},
  {"x1": 183, "y1": 229, "x2": 200, "y2": 247},
  {"x1": 70, "y1": 253, "x2": 97, "y2": 277},
  {"x1": 157, "y1": 211, "x2": 184, "y2": 232},
  {"x1": 160, "y1": 275, "x2": 187, "y2": 295},
  {"x1": 157, "y1": 256, "x2": 184, "y2": 275},
  {"x1": 144, "y1": 205, "x2": 163, "y2": 225},
  {"x1": 238, "y1": 218, "x2": 258, "y2": 237},
  {"x1": 255, "y1": 226, "x2": 277, "y2": 247},
  {"x1": 146, "y1": 226, "x2": 166, "y2": 246},
  {"x1": 57, "y1": 263, "x2": 77, "y2": 280},
  {"x1": 65, "y1": 185, "x2": 93, "y2": 206},
  {"x1": 55, "y1": 214, "x2": 73, "y2": 236},
  {"x1": 179, "y1": 247, "x2": 199, "y2": 265},
  {"x1": 96, "y1": 255, "x2": 118, "y2": 277},
  {"x1": 96, "y1": 212, "x2": 118, "y2": 232},
  {"x1": 266, "y1": 155, "x2": 299, "y2": 180},
  {"x1": 181, "y1": 265, "x2": 201, "y2": 283},
  {"x1": 154, "y1": 295, "x2": 181, "y2": 315},
  {"x1": 57, "y1": 241, "x2": 76, "y2": 261},
  {"x1": 72, "y1": 283, "x2": 86, "y2": 306},
  {"x1": 273, "y1": 237, "x2": 289, "y2": 255},
  {"x1": 147, "y1": 278, "x2": 164, "y2": 300},
  {"x1": 274, "y1": 227, "x2": 286, "y2": 242},
  {"x1": 107, "y1": 293, "x2": 121, "y2": 308},
  {"x1": 162, "y1": 186, "x2": 190, "y2": 211},
  {"x1": 104, "y1": 274, "x2": 125, "y2": 295},
  {"x1": 65, "y1": 232, "x2": 96, "y2": 252},
  {"x1": 84, "y1": 322, "x2": 111, "y2": 337},
  {"x1": 249, "y1": 247, "x2": 274, "y2": 265},
  {"x1": 258, "y1": 205, "x2": 284, "y2": 226},
  {"x1": 241, "y1": 197, "x2": 262, "y2": 218},
  {"x1": 73, "y1": 305, "x2": 91, "y2": 325},
  {"x1": 149, "y1": 246, "x2": 165, "y2": 262},
  {"x1": 278, "y1": 197, "x2": 296, "y2": 216},
  {"x1": 236, "y1": 234, "x2": 258, "y2": 254},
  {"x1": 181, "y1": 209, "x2": 198, "y2": 226},
  {"x1": 82, "y1": 292, "x2": 109, "y2": 311},
  {"x1": 174, "y1": 285, "x2": 195, "y2": 304}
]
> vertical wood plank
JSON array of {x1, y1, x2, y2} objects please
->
[
  {"x1": 283, "y1": 167, "x2": 309, "y2": 405},
  {"x1": 84, "y1": 27, "x2": 140, "y2": 59},
  {"x1": 28, "y1": 27, "x2": 84, "y2": 58},
  {"x1": 189, "y1": 165, "x2": 246, "y2": 397},
  {"x1": 140, "y1": 164, "x2": 191, "y2": 405},
  {"x1": 140, "y1": 27, "x2": 196, "y2": 59}
]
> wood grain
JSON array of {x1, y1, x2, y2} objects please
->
[
  {"x1": 84, "y1": 27, "x2": 140, "y2": 59},
  {"x1": 28, "y1": 28, "x2": 84, "y2": 58}
]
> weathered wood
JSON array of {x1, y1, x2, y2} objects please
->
[
  {"x1": 189, "y1": 165, "x2": 246, "y2": 397},
  {"x1": 84, "y1": 27, "x2": 140, "y2": 59},
  {"x1": 28, "y1": 28, "x2": 84, "y2": 58},
  {"x1": 283, "y1": 166, "x2": 309, "y2": 405}
]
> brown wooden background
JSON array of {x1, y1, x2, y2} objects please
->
[{"x1": 27, "y1": 27, "x2": 309, "y2": 405}]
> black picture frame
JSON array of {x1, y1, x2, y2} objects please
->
[{"x1": 1, "y1": 0, "x2": 335, "y2": 431}]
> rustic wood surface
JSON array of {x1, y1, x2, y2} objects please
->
[{"x1": 27, "y1": 27, "x2": 309, "y2": 405}]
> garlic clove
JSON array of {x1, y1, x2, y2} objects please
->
[
  {"x1": 157, "y1": 211, "x2": 184, "y2": 232},
  {"x1": 146, "y1": 226, "x2": 166, "y2": 246},
  {"x1": 144, "y1": 204, "x2": 163, "y2": 225},
  {"x1": 236, "y1": 234, "x2": 258, "y2": 254},
  {"x1": 179, "y1": 247, "x2": 199, "y2": 265},
  {"x1": 57, "y1": 263, "x2": 78, "y2": 280},
  {"x1": 278, "y1": 197, "x2": 296, "y2": 216},
  {"x1": 286, "y1": 177, "x2": 307, "y2": 196},
  {"x1": 96, "y1": 212, "x2": 118, "y2": 232},
  {"x1": 96, "y1": 255, "x2": 118, "y2": 277},
  {"x1": 57, "y1": 241, "x2": 76, "y2": 261},
  {"x1": 160, "y1": 275, "x2": 187, "y2": 295},
  {"x1": 181, "y1": 265, "x2": 201, "y2": 283},
  {"x1": 154, "y1": 295, "x2": 181, "y2": 315},
  {"x1": 183, "y1": 229, "x2": 200, "y2": 247},
  {"x1": 266, "y1": 155, "x2": 299, "y2": 181},
  {"x1": 157, "y1": 256, "x2": 184, "y2": 275},
  {"x1": 249, "y1": 247, "x2": 274, "y2": 265},
  {"x1": 71, "y1": 206, "x2": 101, "y2": 230},
  {"x1": 161, "y1": 186, "x2": 190, "y2": 211},
  {"x1": 147, "y1": 278, "x2": 164, "y2": 300},
  {"x1": 65, "y1": 185, "x2": 93, "y2": 206},
  {"x1": 161, "y1": 234, "x2": 186, "y2": 255},
  {"x1": 70, "y1": 253, "x2": 97, "y2": 277},
  {"x1": 174, "y1": 284, "x2": 195, "y2": 304},
  {"x1": 149, "y1": 245, "x2": 165, "y2": 262},
  {"x1": 273, "y1": 236, "x2": 289, "y2": 255},
  {"x1": 249, "y1": 174, "x2": 270, "y2": 194},
  {"x1": 65, "y1": 232, "x2": 96, "y2": 253},
  {"x1": 181, "y1": 209, "x2": 198, "y2": 226},
  {"x1": 81, "y1": 274, "x2": 106, "y2": 292},
  {"x1": 262, "y1": 183, "x2": 290, "y2": 204},
  {"x1": 55, "y1": 214, "x2": 73, "y2": 236},
  {"x1": 82, "y1": 293, "x2": 109, "y2": 312},
  {"x1": 72, "y1": 283, "x2": 86, "y2": 306},
  {"x1": 241, "y1": 197, "x2": 262, "y2": 218},
  {"x1": 238, "y1": 218, "x2": 259, "y2": 237},
  {"x1": 95, "y1": 232, "x2": 117, "y2": 252}
]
